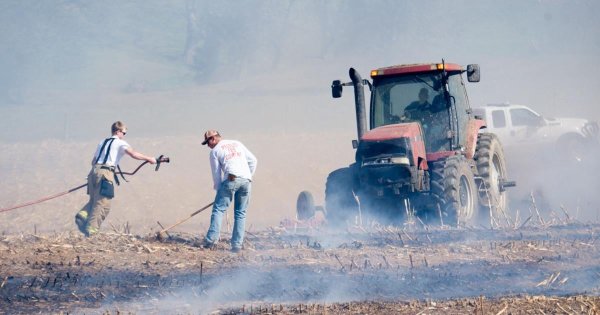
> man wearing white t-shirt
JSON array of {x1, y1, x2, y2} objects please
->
[
  {"x1": 201, "y1": 130, "x2": 257, "y2": 252},
  {"x1": 75, "y1": 121, "x2": 157, "y2": 236}
]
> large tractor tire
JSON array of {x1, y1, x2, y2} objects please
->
[
  {"x1": 430, "y1": 155, "x2": 477, "y2": 226},
  {"x1": 325, "y1": 167, "x2": 359, "y2": 226},
  {"x1": 474, "y1": 133, "x2": 508, "y2": 224}
]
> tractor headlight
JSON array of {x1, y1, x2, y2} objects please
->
[
  {"x1": 390, "y1": 156, "x2": 410, "y2": 165},
  {"x1": 361, "y1": 156, "x2": 410, "y2": 167}
]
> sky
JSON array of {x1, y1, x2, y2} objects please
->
[{"x1": 1, "y1": 0, "x2": 599, "y2": 141}]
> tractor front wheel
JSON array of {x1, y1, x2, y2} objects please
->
[
  {"x1": 430, "y1": 155, "x2": 477, "y2": 226},
  {"x1": 325, "y1": 167, "x2": 359, "y2": 227}
]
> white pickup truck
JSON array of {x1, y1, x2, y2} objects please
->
[{"x1": 473, "y1": 103, "x2": 599, "y2": 162}]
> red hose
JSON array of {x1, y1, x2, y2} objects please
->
[
  {"x1": 0, "y1": 159, "x2": 166, "y2": 213},
  {"x1": 0, "y1": 183, "x2": 87, "y2": 213}
]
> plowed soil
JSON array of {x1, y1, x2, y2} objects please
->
[{"x1": 1, "y1": 222, "x2": 600, "y2": 314}]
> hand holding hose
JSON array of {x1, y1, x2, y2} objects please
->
[{"x1": 155, "y1": 155, "x2": 170, "y2": 171}]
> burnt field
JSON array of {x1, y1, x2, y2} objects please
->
[{"x1": 1, "y1": 222, "x2": 600, "y2": 314}]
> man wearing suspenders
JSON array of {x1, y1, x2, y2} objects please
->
[{"x1": 75, "y1": 121, "x2": 157, "y2": 236}]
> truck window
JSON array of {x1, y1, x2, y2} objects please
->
[
  {"x1": 510, "y1": 108, "x2": 540, "y2": 127},
  {"x1": 491, "y1": 110, "x2": 506, "y2": 128}
]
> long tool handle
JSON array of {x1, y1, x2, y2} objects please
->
[{"x1": 159, "y1": 202, "x2": 214, "y2": 233}]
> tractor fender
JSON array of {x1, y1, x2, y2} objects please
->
[{"x1": 465, "y1": 119, "x2": 486, "y2": 160}]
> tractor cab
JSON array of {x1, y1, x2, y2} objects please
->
[
  {"x1": 372, "y1": 64, "x2": 466, "y2": 153},
  {"x1": 332, "y1": 62, "x2": 481, "y2": 157}
]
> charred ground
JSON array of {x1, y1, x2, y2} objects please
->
[{"x1": 1, "y1": 222, "x2": 599, "y2": 314}]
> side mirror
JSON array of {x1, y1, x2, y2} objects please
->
[
  {"x1": 352, "y1": 139, "x2": 359, "y2": 149},
  {"x1": 466, "y1": 64, "x2": 480, "y2": 82},
  {"x1": 331, "y1": 80, "x2": 343, "y2": 98}
]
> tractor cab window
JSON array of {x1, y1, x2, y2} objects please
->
[
  {"x1": 447, "y1": 73, "x2": 470, "y2": 147},
  {"x1": 371, "y1": 73, "x2": 451, "y2": 152},
  {"x1": 371, "y1": 74, "x2": 443, "y2": 128}
]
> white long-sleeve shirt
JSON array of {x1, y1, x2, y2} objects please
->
[{"x1": 209, "y1": 139, "x2": 257, "y2": 190}]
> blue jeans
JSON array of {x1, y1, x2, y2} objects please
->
[{"x1": 205, "y1": 177, "x2": 251, "y2": 248}]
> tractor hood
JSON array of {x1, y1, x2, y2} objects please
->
[
  {"x1": 361, "y1": 123, "x2": 423, "y2": 142},
  {"x1": 359, "y1": 123, "x2": 427, "y2": 169}
]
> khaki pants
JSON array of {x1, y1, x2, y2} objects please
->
[{"x1": 75, "y1": 166, "x2": 114, "y2": 236}]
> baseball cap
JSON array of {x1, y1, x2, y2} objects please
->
[{"x1": 202, "y1": 130, "x2": 220, "y2": 145}]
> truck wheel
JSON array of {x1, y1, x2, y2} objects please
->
[
  {"x1": 325, "y1": 167, "x2": 359, "y2": 226},
  {"x1": 296, "y1": 191, "x2": 315, "y2": 220},
  {"x1": 557, "y1": 133, "x2": 587, "y2": 163},
  {"x1": 474, "y1": 133, "x2": 508, "y2": 224},
  {"x1": 430, "y1": 156, "x2": 477, "y2": 226}
]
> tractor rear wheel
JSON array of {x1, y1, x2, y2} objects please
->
[
  {"x1": 430, "y1": 155, "x2": 477, "y2": 226},
  {"x1": 474, "y1": 133, "x2": 508, "y2": 225},
  {"x1": 296, "y1": 191, "x2": 315, "y2": 220},
  {"x1": 325, "y1": 167, "x2": 359, "y2": 226}
]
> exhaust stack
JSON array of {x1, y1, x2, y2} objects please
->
[{"x1": 349, "y1": 68, "x2": 367, "y2": 141}]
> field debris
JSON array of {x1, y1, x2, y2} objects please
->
[{"x1": 0, "y1": 223, "x2": 599, "y2": 313}]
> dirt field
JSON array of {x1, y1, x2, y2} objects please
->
[{"x1": 1, "y1": 221, "x2": 599, "y2": 314}]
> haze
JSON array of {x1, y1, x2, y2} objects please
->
[{"x1": 1, "y1": 0, "x2": 599, "y2": 233}]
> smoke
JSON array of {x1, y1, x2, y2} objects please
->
[
  {"x1": 503, "y1": 142, "x2": 600, "y2": 223},
  {"x1": 85, "y1": 235, "x2": 598, "y2": 314}
]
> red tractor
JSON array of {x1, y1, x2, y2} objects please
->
[{"x1": 299, "y1": 61, "x2": 515, "y2": 227}]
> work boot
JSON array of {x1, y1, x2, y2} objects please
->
[
  {"x1": 200, "y1": 239, "x2": 215, "y2": 249},
  {"x1": 85, "y1": 226, "x2": 98, "y2": 238},
  {"x1": 75, "y1": 210, "x2": 88, "y2": 235}
]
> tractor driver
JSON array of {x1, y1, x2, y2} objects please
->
[
  {"x1": 403, "y1": 87, "x2": 432, "y2": 121},
  {"x1": 388, "y1": 87, "x2": 432, "y2": 124},
  {"x1": 403, "y1": 87, "x2": 450, "y2": 151}
]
